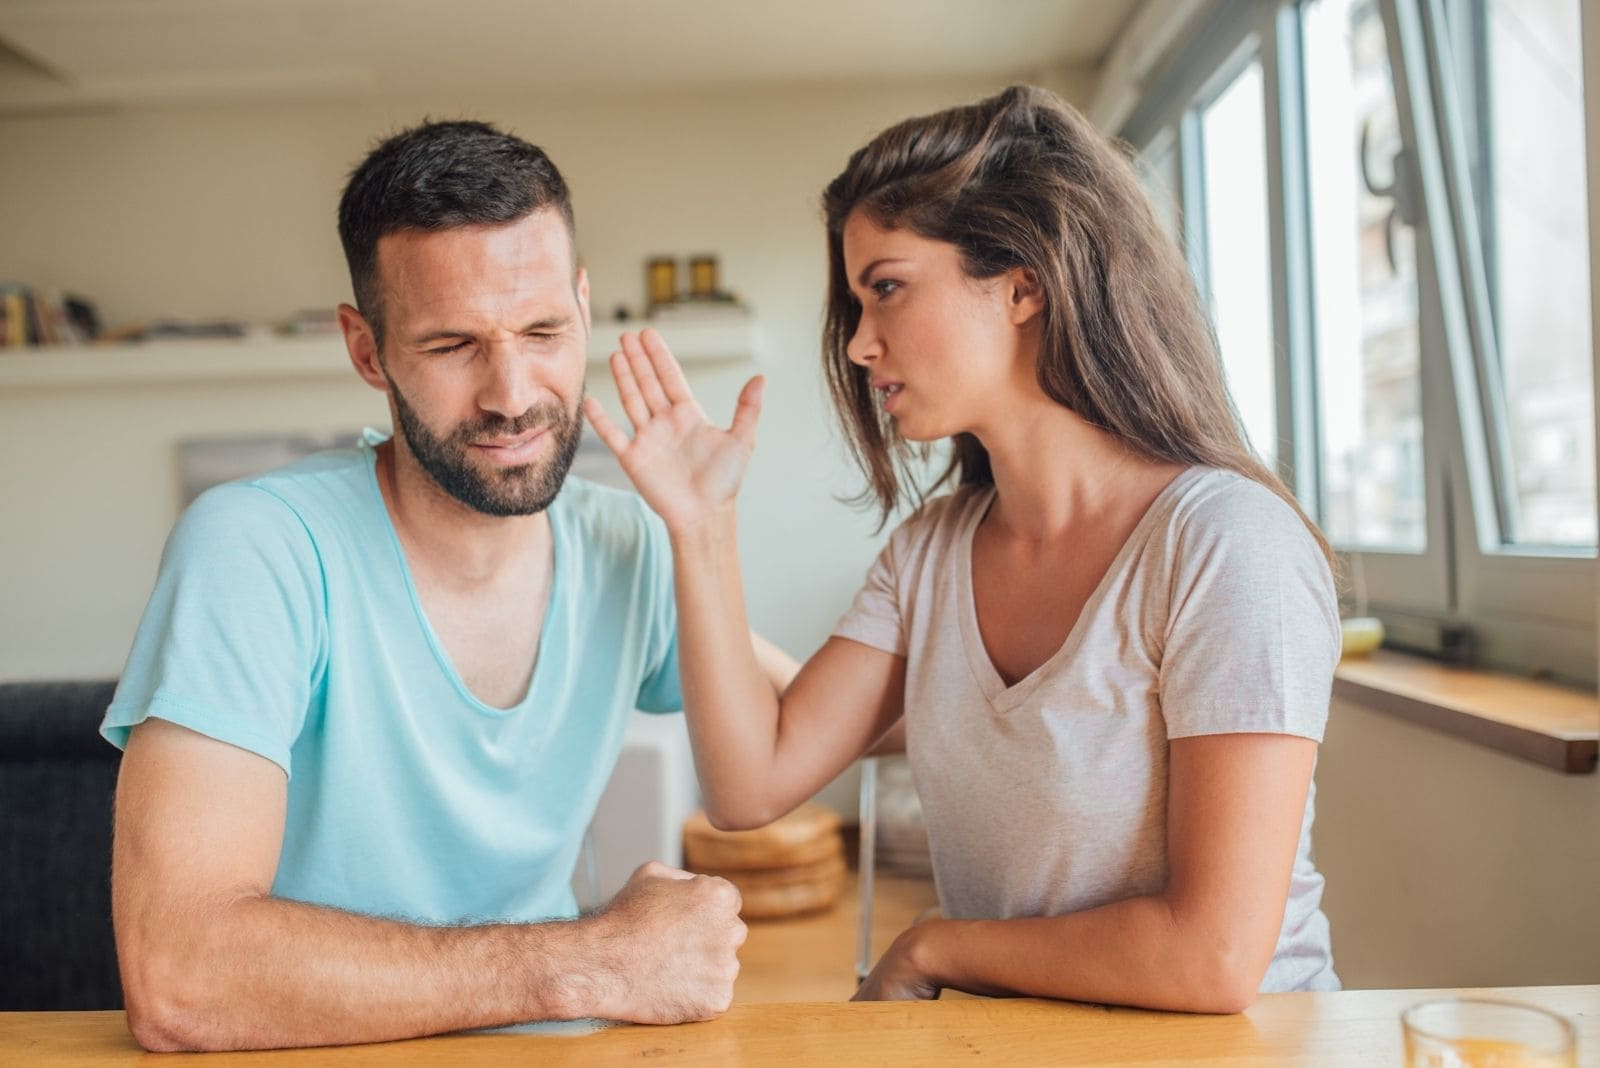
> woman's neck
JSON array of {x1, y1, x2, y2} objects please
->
[{"x1": 971, "y1": 397, "x2": 1174, "y2": 542}]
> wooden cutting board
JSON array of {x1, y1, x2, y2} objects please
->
[
  {"x1": 720, "y1": 850, "x2": 846, "y2": 919},
  {"x1": 683, "y1": 803, "x2": 842, "y2": 871},
  {"x1": 683, "y1": 803, "x2": 846, "y2": 918}
]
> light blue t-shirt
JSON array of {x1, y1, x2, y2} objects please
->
[{"x1": 102, "y1": 432, "x2": 682, "y2": 925}]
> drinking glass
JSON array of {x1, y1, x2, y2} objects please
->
[{"x1": 1402, "y1": 998, "x2": 1577, "y2": 1067}]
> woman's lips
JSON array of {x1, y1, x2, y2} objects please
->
[{"x1": 875, "y1": 382, "x2": 905, "y2": 413}]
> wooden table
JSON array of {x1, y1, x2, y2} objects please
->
[{"x1": 3, "y1": 986, "x2": 1593, "y2": 1065}]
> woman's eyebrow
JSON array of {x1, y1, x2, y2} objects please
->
[{"x1": 855, "y1": 258, "x2": 908, "y2": 287}]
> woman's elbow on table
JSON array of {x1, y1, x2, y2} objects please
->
[{"x1": 1167, "y1": 942, "x2": 1266, "y2": 1015}]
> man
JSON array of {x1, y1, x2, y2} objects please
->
[{"x1": 102, "y1": 120, "x2": 785, "y2": 1051}]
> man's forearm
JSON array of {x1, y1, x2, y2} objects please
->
[{"x1": 123, "y1": 893, "x2": 617, "y2": 1051}]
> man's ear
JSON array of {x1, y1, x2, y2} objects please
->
[
  {"x1": 338, "y1": 303, "x2": 389, "y2": 392},
  {"x1": 1006, "y1": 267, "x2": 1045, "y2": 326}
]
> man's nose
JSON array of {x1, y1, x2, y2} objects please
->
[{"x1": 476, "y1": 339, "x2": 539, "y2": 417}]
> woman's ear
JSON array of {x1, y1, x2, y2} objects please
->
[{"x1": 1006, "y1": 267, "x2": 1045, "y2": 326}]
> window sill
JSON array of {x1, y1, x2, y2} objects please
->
[{"x1": 1333, "y1": 650, "x2": 1598, "y2": 774}]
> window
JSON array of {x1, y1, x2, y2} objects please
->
[
  {"x1": 1117, "y1": 0, "x2": 1598, "y2": 682},
  {"x1": 1137, "y1": 129, "x2": 1182, "y2": 241},
  {"x1": 1303, "y1": 0, "x2": 1426, "y2": 551},
  {"x1": 1198, "y1": 58, "x2": 1280, "y2": 467},
  {"x1": 1464, "y1": 0, "x2": 1595, "y2": 547}
]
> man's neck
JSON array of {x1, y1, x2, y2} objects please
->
[{"x1": 374, "y1": 439, "x2": 550, "y2": 585}]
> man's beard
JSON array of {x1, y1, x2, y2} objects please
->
[{"x1": 386, "y1": 374, "x2": 584, "y2": 517}]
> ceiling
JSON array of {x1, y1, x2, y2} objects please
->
[{"x1": 0, "y1": 0, "x2": 1142, "y2": 114}]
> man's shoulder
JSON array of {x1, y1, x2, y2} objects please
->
[
  {"x1": 237, "y1": 445, "x2": 373, "y2": 512},
  {"x1": 172, "y1": 446, "x2": 372, "y2": 561}
]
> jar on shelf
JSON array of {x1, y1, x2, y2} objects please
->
[{"x1": 646, "y1": 256, "x2": 677, "y2": 310}]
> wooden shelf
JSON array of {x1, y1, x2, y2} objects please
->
[
  {"x1": 0, "y1": 317, "x2": 755, "y2": 390},
  {"x1": 1334, "y1": 649, "x2": 1599, "y2": 773}
]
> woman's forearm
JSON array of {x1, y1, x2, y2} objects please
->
[
  {"x1": 669, "y1": 506, "x2": 790, "y2": 825},
  {"x1": 908, "y1": 895, "x2": 1267, "y2": 1014}
]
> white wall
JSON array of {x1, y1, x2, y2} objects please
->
[
  {"x1": 1314, "y1": 697, "x2": 1600, "y2": 988},
  {"x1": 0, "y1": 75, "x2": 1091, "y2": 811}
]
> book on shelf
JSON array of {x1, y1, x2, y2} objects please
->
[
  {"x1": 0, "y1": 287, "x2": 25, "y2": 348},
  {"x1": 0, "y1": 283, "x2": 100, "y2": 350}
]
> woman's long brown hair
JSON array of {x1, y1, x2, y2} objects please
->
[{"x1": 821, "y1": 84, "x2": 1336, "y2": 573}]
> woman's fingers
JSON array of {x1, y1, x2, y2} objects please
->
[
  {"x1": 730, "y1": 375, "x2": 765, "y2": 449},
  {"x1": 583, "y1": 396, "x2": 631, "y2": 457},
  {"x1": 611, "y1": 350, "x2": 652, "y2": 432},
  {"x1": 621, "y1": 332, "x2": 672, "y2": 415},
  {"x1": 640, "y1": 328, "x2": 698, "y2": 410}
]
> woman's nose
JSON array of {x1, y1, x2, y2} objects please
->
[{"x1": 846, "y1": 317, "x2": 881, "y2": 366}]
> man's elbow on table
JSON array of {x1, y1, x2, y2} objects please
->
[
  {"x1": 122, "y1": 948, "x2": 217, "y2": 1052},
  {"x1": 119, "y1": 913, "x2": 252, "y2": 1052}
]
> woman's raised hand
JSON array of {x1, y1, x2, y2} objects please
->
[{"x1": 584, "y1": 328, "x2": 764, "y2": 536}]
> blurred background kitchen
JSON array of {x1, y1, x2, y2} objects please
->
[{"x1": 2, "y1": 0, "x2": 1597, "y2": 997}]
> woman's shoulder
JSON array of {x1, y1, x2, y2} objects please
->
[
  {"x1": 890, "y1": 484, "x2": 991, "y2": 543},
  {"x1": 862, "y1": 485, "x2": 993, "y2": 581},
  {"x1": 1155, "y1": 468, "x2": 1337, "y2": 619},
  {"x1": 1165, "y1": 467, "x2": 1317, "y2": 552}
]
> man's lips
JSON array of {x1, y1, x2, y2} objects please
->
[{"x1": 471, "y1": 427, "x2": 547, "y2": 464}]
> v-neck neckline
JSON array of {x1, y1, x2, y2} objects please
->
[
  {"x1": 362, "y1": 431, "x2": 562, "y2": 718},
  {"x1": 955, "y1": 466, "x2": 1208, "y2": 712}
]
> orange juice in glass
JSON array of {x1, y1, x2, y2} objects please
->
[{"x1": 1402, "y1": 998, "x2": 1576, "y2": 1067}]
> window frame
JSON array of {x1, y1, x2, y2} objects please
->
[{"x1": 1118, "y1": 0, "x2": 1598, "y2": 684}]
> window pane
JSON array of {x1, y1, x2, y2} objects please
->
[
  {"x1": 1199, "y1": 59, "x2": 1277, "y2": 468},
  {"x1": 1482, "y1": 0, "x2": 1595, "y2": 546},
  {"x1": 1304, "y1": 0, "x2": 1426, "y2": 550},
  {"x1": 1138, "y1": 129, "x2": 1181, "y2": 242}
]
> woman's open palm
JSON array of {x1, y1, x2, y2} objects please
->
[{"x1": 584, "y1": 328, "x2": 764, "y2": 535}]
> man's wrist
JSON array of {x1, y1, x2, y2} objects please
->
[{"x1": 516, "y1": 914, "x2": 622, "y2": 1022}]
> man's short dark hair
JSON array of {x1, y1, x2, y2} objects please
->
[{"x1": 337, "y1": 119, "x2": 576, "y2": 349}]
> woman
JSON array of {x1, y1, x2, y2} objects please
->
[{"x1": 584, "y1": 84, "x2": 1341, "y2": 1011}]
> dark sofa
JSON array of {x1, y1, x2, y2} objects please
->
[{"x1": 0, "y1": 679, "x2": 124, "y2": 1009}]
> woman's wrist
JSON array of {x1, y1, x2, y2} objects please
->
[
  {"x1": 902, "y1": 918, "x2": 951, "y2": 988},
  {"x1": 666, "y1": 501, "x2": 738, "y2": 550}
]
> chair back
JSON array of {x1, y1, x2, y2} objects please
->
[{"x1": 0, "y1": 679, "x2": 123, "y2": 1010}]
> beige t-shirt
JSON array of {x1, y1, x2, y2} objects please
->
[{"x1": 833, "y1": 466, "x2": 1340, "y2": 993}]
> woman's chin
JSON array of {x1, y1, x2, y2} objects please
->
[{"x1": 888, "y1": 415, "x2": 935, "y2": 443}]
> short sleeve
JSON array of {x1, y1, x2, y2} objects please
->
[
  {"x1": 832, "y1": 520, "x2": 913, "y2": 657},
  {"x1": 1158, "y1": 481, "x2": 1339, "y2": 742},
  {"x1": 633, "y1": 505, "x2": 684, "y2": 714},
  {"x1": 100, "y1": 483, "x2": 327, "y2": 773}
]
